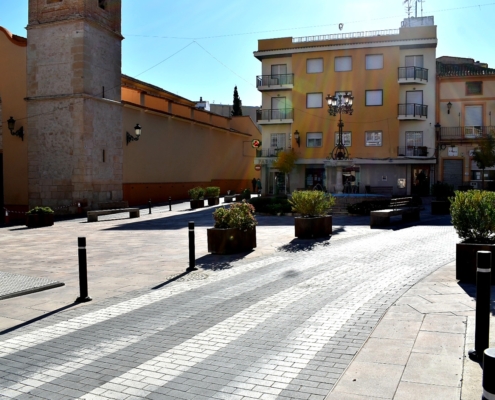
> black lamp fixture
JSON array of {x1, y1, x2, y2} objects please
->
[
  {"x1": 294, "y1": 130, "x2": 300, "y2": 147},
  {"x1": 126, "y1": 123, "x2": 142, "y2": 145},
  {"x1": 447, "y1": 101, "x2": 452, "y2": 114},
  {"x1": 326, "y1": 92, "x2": 354, "y2": 160},
  {"x1": 434, "y1": 122, "x2": 441, "y2": 136},
  {"x1": 7, "y1": 116, "x2": 24, "y2": 141}
]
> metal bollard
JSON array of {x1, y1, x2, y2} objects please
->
[
  {"x1": 482, "y1": 348, "x2": 495, "y2": 400},
  {"x1": 169, "y1": 197, "x2": 172, "y2": 211},
  {"x1": 148, "y1": 199, "x2": 152, "y2": 214},
  {"x1": 187, "y1": 221, "x2": 197, "y2": 271},
  {"x1": 468, "y1": 251, "x2": 491, "y2": 362},
  {"x1": 4, "y1": 210, "x2": 9, "y2": 225},
  {"x1": 77, "y1": 202, "x2": 82, "y2": 214},
  {"x1": 75, "y1": 237, "x2": 92, "y2": 303}
]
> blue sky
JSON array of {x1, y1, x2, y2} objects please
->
[{"x1": 1, "y1": 0, "x2": 494, "y2": 106}]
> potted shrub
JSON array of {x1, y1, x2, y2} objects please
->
[
  {"x1": 26, "y1": 206, "x2": 55, "y2": 228},
  {"x1": 205, "y1": 186, "x2": 220, "y2": 206},
  {"x1": 188, "y1": 187, "x2": 205, "y2": 209},
  {"x1": 224, "y1": 190, "x2": 235, "y2": 203},
  {"x1": 431, "y1": 182, "x2": 454, "y2": 215},
  {"x1": 451, "y1": 190, "x2": 495, "y2": 284},
  {"x1": 207, "y1": 201, "x2": 257, "y2": 254},
  {"x1": 240, "y1": 188, "x2": 251, "y2": 201},
  {"x1": 289, "y1": 190, "x2": 335, "y2": 238}
]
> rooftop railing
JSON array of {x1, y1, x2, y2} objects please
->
[{"x1": 292, "y1": 29, "x2": 400, "y2": 43}]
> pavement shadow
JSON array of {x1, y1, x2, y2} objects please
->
[
  {"x1": 277, "y1": 237, "x2": 331, "y2": 253},
  {"x1": 458, "y1": 282, "x2": 495, "y2": 317},
  {"x1": 196, "y1": 252, "x2": 253, "y2": 271},
  {"x1": 0, "y1": 302, "x2": 80, "y2": 335}
]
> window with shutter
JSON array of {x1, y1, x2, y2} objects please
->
[
  {"x1": 306, "y1": 93, "x2": 323, "y2": 108},
  {"x1": 335, "y1": 57, "x2": 352, "y2": 72},
  {"x1": 365, "y1": 90, "x2": 383, "y2": 106},
  {"x1": 307, "y1": 133, "x2": 322, "y2": 147},
  {"x1": 307, "y1": 59, "x2": 323, "y2": 73},
  {"x1": 365, "y1": 55, "x2": 383, "y2": 70}
]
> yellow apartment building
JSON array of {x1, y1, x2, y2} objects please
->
[
  {"x1": 436, "y1": 57, "x2": 495, "y2": 190},
  {"x1": 254, "y1": 16, "x2": 438, "y2": 196}
]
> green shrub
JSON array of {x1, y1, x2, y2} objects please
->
[
  {"x1": 205, "y1": 186, "x2": 220, "y2": 198},
  {"x1": 289, "y1": 190, "x2": 335, "y2": 217},
  {"x1": 26, "y1": 206, "x2": 54, "y2": 215},
  {"x1": 240, "y1": 188, "x2": 251, "y2": 200},
  {"x1": 188, "y1": 186, "x2": 205, "y2": 200},
  {"x1": 450, "y1": 190, "x2": 495, "y2": 243},
  {"x1": 431, "y1": 182, "x2": 454, "y2": 200},
  {"x1": 212, "y1": 201, "x2": 257, "y2": 231},
  {"x1": 248, "y1": 197, "x2": 291, "y2": 214}
]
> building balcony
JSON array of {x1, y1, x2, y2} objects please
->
[
  {"x1": 397, "y1": 103, "x2": 428, "y2": 120},
  {"x1": 397, "y1": 146, "x2": 433, "y2": 157},
  {"x1": 439, "y1": 126, "x2": 495, "y2": 142},
  {"x1": 398, "y1": 67, "x2": 428, "y2": 84},
  {"x1": 256, "y1": 74, "x2": 294, "y2": 91},
  {"x1": 255, "y1": 148, "x2": 284, "y2": 157},
  {"x1": 256, "y1": 108, "x2": 294, "y2": 124}
]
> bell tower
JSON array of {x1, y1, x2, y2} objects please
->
[{"x1": 26, "y1": 0, "x2": 123, "y2": 210}]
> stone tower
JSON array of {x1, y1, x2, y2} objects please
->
[{"x1": 26, "y1": 0, "x2": 123, "y2": 211}]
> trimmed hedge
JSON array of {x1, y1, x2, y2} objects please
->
[{"x1": 249, "y1": 197, "x2": 292, "y2": 215}]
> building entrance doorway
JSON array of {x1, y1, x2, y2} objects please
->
[
  {"x1": 0, "y1": 153, "x2": 3, "y2": 224},
  {"x1": 305, "y1": 168, "x2": 325, "y2": 190},
  {"x1": 412, "y1": 166, "x2": 430, "y2": 196}
]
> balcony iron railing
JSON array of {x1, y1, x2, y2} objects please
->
[
  {"x1": 439, "y1": 126, "x2": 495, "y2": 141},
  {"x1": 397, "y1": 146, "x2": 432, "y2": 157},
  {"x1": 256, "y1": 148, "x2": 285, "y2": 157},
  {"x1": 397, "y1": 103, "x2": 428, "y2": 118},
  {"x1": 292, "y1": 29, "x2": 399, "y2": 43},
  {"x1": 256, "y1": 108, "x2": 294, "y2": 121},
  {"x1": 256, "y1": 74, "x2": 294, "y2": 88},
  {"x1": 398, "y1": 66, "x2": 428, "y2": 82}
]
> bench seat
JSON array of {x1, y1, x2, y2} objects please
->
[
  {"x1": 370, "y1": 197, "x2": 420, "y2": 228},
  {"x1": 87, "y1": 208, "x2": 140, "y2": 222}
]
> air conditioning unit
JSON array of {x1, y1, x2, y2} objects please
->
[{"x1": 470, "y1": 181, "x2": 478, "y2": 188}]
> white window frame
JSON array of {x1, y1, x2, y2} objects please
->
[
  {"x1": 270, "y1": 133, "x2": 286, "y2": 150},
  {"x1": 307, "y1": 58, "x2": 323, "y2": 74},
  {"x1": 335, "y1": 132, "x2": 352, "y2": 147},
  {"x1": 306, "y1": 93, "x2": 323, "y2": 108},
  {"x1": 365, "y1": 90, "x2": 383, "y2": 106},
  {"x1": 365, "y1": 131, "x2": 382, "y2": 146},
  {"x1": 307, "y1": 132, "x2": 322, "y2": 148},
  {"x1": 335, "y1": 56, "x2": 352, "y2": 72},
  {"x1": 365, "y1": 54, "x2": 383, "y2": 70}
]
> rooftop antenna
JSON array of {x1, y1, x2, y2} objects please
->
[{"x1": 403, "y1": 0, "x2": 412, "y2": 18}]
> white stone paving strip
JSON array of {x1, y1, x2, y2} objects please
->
[
  {"x1": 0, "y1": 257, "x2": 286, "y2": 358},
  {"x1": 80, "y1": 260, "x2": 395, "y2": 399}
]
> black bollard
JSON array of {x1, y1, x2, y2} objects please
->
[
  {"x1": 75, "y1": 237, "x2": 92, "y2": 302},
  {"x1": 483, "y1": 348, "x2": 495, "y2": 399},
  {"x1": 169, "y1": 196, "x2": 172, "y2": 211},
  {"x1": 187, "y1": 221, "x2": 197, "y2": 271},
  {"x1": 148, "y1": 199, "x2": 152, "y2": 214},
  {"x1": 468, "y1": 250, "x2": 491, "y2": 362}
]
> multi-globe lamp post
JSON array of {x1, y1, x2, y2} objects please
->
[{"x1": 326, "y1": 92, "x2": 354, "y2": 160}]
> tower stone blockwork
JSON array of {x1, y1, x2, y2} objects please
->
[{"x1": 27, "y1": 0, "x2": 123, "y2": 210}]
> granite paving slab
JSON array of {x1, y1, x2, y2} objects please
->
[{"x1": 0, "y1": 271, "x2": 64, "y2": 300}]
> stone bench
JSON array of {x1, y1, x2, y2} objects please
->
[
  {"x1": 87, "y1": 208, "x2": 140, "y2": 222},
  {"x1": 370, "y1": 197, "x2": 420, "y2": 228}
]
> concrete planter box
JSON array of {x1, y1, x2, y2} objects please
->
[
  {"x1": 431, "y1": 200, "x2": 450, "y2": 215},
  {"x1": 456, "y1": 242, "x2": 495, "y2": 284},
  {"x1": 294, "y1": 216, "x2": 332, "y2": 239},
  {"x1": 190, "y1": 199, "x2": 205, "y2": 209},
  {"x1": 207, "y1": 197, "x2": 220, "y2": 206},
  {"x1": 224, "y1": 195, "x2": 235, "y2": 203},
  {"x1": 207, "y1": 227, "x2": 256, "y2": 254},
  {"x1": 26, "y1": 213, "x2": 54, "y2": 228}
]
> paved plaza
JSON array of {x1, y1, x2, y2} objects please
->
[{"x1": 0, "y1": 200, "x2": 493, "y2": 399}]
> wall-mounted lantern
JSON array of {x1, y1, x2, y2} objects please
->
[
  {"x1": 294, "y1": 130, "x2": 300, "y2": 147},
  {"x1": 7, "y1": 116, "x2": 24, "y2": 141},
  {"x1": 126, "y1": 123, "x2": 142, "y2": 145}
]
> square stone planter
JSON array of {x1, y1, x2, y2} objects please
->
[
  {"x1": 207, "y1": 227, "x2": 257, "y2": 254},
  {"x1": 224, "y1": 195, "x2": 235, "y2": 203},
  {"x1": 207, "y1": 197, "x2": 220, "y2": 206},
  {"x1": 456, "y1": 242, "x2": 495, "y2": 284},
  {"x1": 26, "y1": 213, "x2": 54, "y2": 228},
  {"x1": 190, "y1": 199, "x2": 205, "y2": 209},
  {"x1": 294, "y1": 216, "x2": 332, "y2": 239}
]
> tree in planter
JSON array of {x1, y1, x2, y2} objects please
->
[
  {"x1": 272, "y1": 149, "x2": 298, "y2": 194},
  {"x1": 472, "y1": 132, "x2": 495, "y2": 190},
  {"x1": 231, "y1": 86, "x2": 242, "y2": 116}
]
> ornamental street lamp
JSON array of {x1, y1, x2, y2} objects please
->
[{"x1": 326, "y1": 92, "x2": 353, "y2": 160}]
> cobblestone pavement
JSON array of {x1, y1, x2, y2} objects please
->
[{"x1": 0, "y1": 204, "x2": 459, "y2": 400}]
